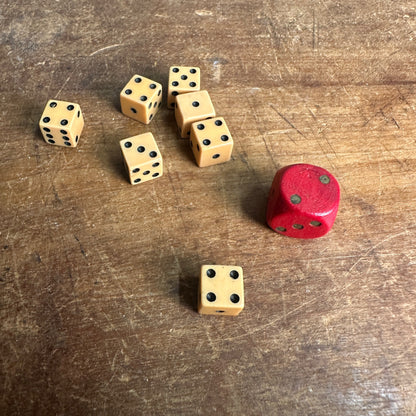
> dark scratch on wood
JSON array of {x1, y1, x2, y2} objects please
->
[
  {"x1": 74, "y1": 235, "x2": 87, "y2": 258},
  {"x1": 362, "y1": 94, "x2": 402, "y2": 127},
  {"x1": 52, "y1": 184, "x2": 62, "y2": 205},
  {"x1": 392, "y1": 117, "x2": 400, "y2": 129},
  {"x1": 270, "y1": 104, "x2": 307, "y2": 139}
]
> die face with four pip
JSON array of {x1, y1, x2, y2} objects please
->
[
  {"x1": 120, "y1": 75, "x2": 162, "y2": 124},
  {"x1": 199, "y1": 265, "x2": 244, "y2": 316},
  {"x1": 266, "y1": 164, "x2": 340, "y2": 238},
  {"x1": 120, "y1": 133, "x2": 163, "y2": 185},
  {"x1": 175, "y1": 90, "x2": 216, "y2": 138},
  {"x1": 39, "y1": 99, "x2": 84, "y2": 147},
  {"x1": 190, "y1": 117, "x2": 233, "y2": 167},
  {"x1": 167, "y1": 66, "x2": 200, "y2": 109}
]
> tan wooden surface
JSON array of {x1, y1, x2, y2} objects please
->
[{"x1": 2, "y1": 1, "x2": 416, "y2": 414}]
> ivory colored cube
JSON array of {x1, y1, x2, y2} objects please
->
[
  {"x1": 175, "y1": 90, "x2": 215, "y2": 138},
  {"x1": 190, "y1": 117, "x2": 233, "y2": 167},
  {"x1": 120, "y1": 133, "x2": 163, "y2": 185},
  {"x1": 120, "y1": 75, "x2": 162, "y2": 124},
  {"x1": 167, "y1": 66, "x2": 200, "y2": 109},
  {"x1": 39, "y1": 99, "x2": 84, "y2": 147},
  {"x1": 198, "y1": 265, "x2": 244, "y2": 316}
]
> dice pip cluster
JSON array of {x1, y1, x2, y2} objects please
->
[
  {"x1": 39, "y1": 65, "x2": 234, "y2": 184},
  {"x1": 38, "y1": 64, "x2": 341, "y2": 318},
  {"x1": 168, "y1": 66, "x2": 234, "y2": 168}
]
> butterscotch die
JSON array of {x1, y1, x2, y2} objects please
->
[
  {"x1": 190, "y1": 117, "x2": 233, "y2": 167},
  {"x1": 198, "y1": 265, "x2": 244, "y2": 316},
  {"x1": 175, "y1": 90, "x2": 215, "y2": 138},
  {"x1": 120, "y1": 75, "x2": 162, "y2": 124},
  {"x1": 39, "y1": 99, "x2": 84, "y2": 147},
  {"x1": 167, "y1": 66, "x2": 200, "y2": 109},
  {"x1": 120, "y1": 133, "x2": 163, "y2": 185}
]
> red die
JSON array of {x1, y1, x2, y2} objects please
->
[{"x1": 266, "y1": 164, "x2": 340, "y2": 238}]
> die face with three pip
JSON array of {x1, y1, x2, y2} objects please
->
[
  {"x1": 190, "y1": 117, "x2": 233, "y2": 167},
  {"x1": 120, "y1": 75, "x2": 162, "y2": 124},
  {"x1": 199, "y1": 265, "x2": 244, "y2": 316},
  {"x1": 266, "y1": 164, "x2": 340, "y2": 238},
  {"x1": 167, "y1": 66, "x2": 200, "y2": 109},
  {"x1": 39, "y1": 99, "x2": 84, "y2": 147},
  {"x1": 175, "y1": 90, "x2": 216, "y2": 138},
  {"x1": 120, "y1": 133, "x2": 163, "y2": 185}
]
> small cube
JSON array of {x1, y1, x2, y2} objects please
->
[
  {"x1": 167, "y1": 66, "x2": 200, "y2": 109},
  {"x1": 199, "y1": 265, "x2": 244, "y2": 316},
  {"x1": 190, "y1": 117, "x2": 233, "y2": 167},
  {"x1": 266, "y1": 164, "x2": 340, "y2": 238},
  {"x1": 120, "y1": 75, "x2": 162, "y2": 124},
  {"x1": 175, "y1": 90, "x2": 215, "y2": 138},
  {"x1": 39, "y1": 99, "x2": 84, "y2": 147},
  {"x1": 120, "y1": 133, "x2": 163, "y2": 185}
]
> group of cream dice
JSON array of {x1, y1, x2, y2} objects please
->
[
  {"x1": 39, "y1": 66, "x2": 234, "y2": 186},
  {"x1": 38, "y1": 68, "x2": 242, "y2": 316}
]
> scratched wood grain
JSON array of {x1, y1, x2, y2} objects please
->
[{"x1": 1, "y1": 0, "x2": 416, "y2": 415}]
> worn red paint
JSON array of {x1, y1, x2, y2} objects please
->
[{"x1": 267, "y1": 164, "x2": 340, "y2": 238}]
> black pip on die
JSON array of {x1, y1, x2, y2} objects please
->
[{"x1": 39, "y1": 99, "x2": 84, "y2": 147}]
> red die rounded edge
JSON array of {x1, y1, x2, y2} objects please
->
[{"x1": 266, "y1": 164, "x2": 340, "y2": 239}]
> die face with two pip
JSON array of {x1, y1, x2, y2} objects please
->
[
  {"x1": 120, "y1": 133, "x2": 163, "y2": 185},
  {"x1": 39, "y1": 99, "x2": 84, "y2": 147},
  {"x1": 175, "y1": 90, "x2": 215, "y2": 138},
  {"x1": 190, "y1": 117, "x2": 233, "y2": 167},
  {"x1": 199, "y1": 265, "x2": 244, "y2": 316},
  {"x1": 167, "y1": 66, "x2": 200, "y2": 109},
  {"x1": 266, "y1": 164, "x2": 340, "y2": 238},
  {"x1": 120, "y1": 75, "x2": 162, "y2": 124}
]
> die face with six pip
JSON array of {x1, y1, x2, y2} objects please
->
[
  {"x1": 190, "y1": 117, "x2": 233, "y2": 167},
  {"x1": 120, "y1": 75, "x2": 162, "y2": 124},
  {"x1": 175, "y1": 90, "x2": 216, "y2": 138},
  {"x1": 168, "y1": 66, "x2": 200, "y2": 109},
  {"x1": 199, "y1": 265, "x2": 244, "y2": 316},
  {"x1": 39, "y1": 99, "x2": 84, "y2": 147},
  {"x1": 120, "y1": 133, "x2": 163, "y2": 185},
  {"x1": 266, "y1": 164, "x2": 340, "y2": 239}
]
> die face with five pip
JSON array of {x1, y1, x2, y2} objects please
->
[
  {"x1": 168, "y1": 66, "x2": 200, "y2": 109},
  {"x1": 39, "y1": 99, "x2": 84, "y2": 147},
  {"x1": 120, "y1": 133, "x2": 163, "y2": 185},
  {"x1": 175, "y1": 90, "x2": 216, "y2": 138},
  {"x1": 190, "y1": 117, "x2": 233, "y2": 167},
  {"x1": 266, "y1": 164, "x2": 340, "y2": 238},
  {"x1": 199, "y1": 265, "x2": 244, "y2": 316},
  {"x1": 120, "y1": 75, "x2": 162, "y2": 124}
]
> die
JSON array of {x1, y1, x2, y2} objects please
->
[
  {"x1": 266, "y1": 164, "x2": 340, "y2": 238},
  {"x1": 39, "y1": 99, "x2": 84, "y2": 147},
  {"x1": 175, "y1": 90, "x2": 215, "y2": 138},
  {"x1": 198, "y1": 265, "x2": 244, "y2": 316},
  {"x1": 120, "y1": 133, "x2": 163, "y2": 185},
  {"x1": 190, "y1": 117, "x2": 233, "y2": 167},
  {"x1": 167, "y1": 66, "x2": 200, "y2": 109},
  {"x1": 120, "y1": 74, "x2": 162, "y2": 124}
]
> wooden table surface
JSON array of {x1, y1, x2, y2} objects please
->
[{"x1": 2, "y1": 1, "x2": 416, "y2": 414}]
